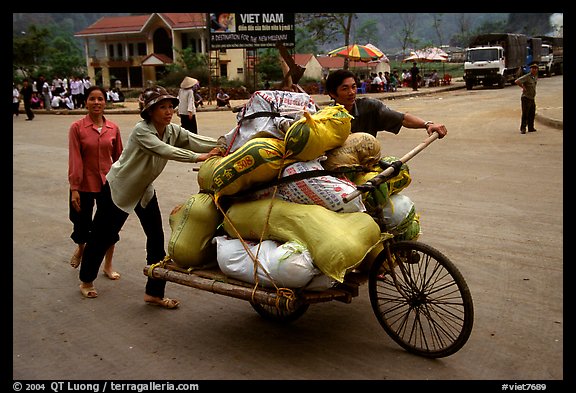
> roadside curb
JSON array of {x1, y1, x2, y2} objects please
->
[{"x1": 535, "y1": 112, "x2": 563, "y2": 130}]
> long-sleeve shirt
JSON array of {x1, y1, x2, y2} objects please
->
[
  {"x1": 177, "y1": 88, "x2": 196, "y2": 116},
  {"x1": 68, "y1": 115, "x2": 123, "y2": 193},
  {"x1": 106, "y1": 120, "x2": 218, "y2": 213}
]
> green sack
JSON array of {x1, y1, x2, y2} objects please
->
[{"x1": 168, "y1": 193, "x2": 221, "y2": 268}]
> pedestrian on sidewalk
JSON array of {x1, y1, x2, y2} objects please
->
[
  {"x1": 515, "y1": 61, "x2": 539, "y2": 134},
  {"x1": 13, "y1": 82, "x2": 20, "y2": 116},
  {"x1": 177, "y1": 76, "x2": 199, "y2": 134},
  {"x1": 20, "y1": 79, "x2": 35, "y2": 120},
  {"x1": 410, "y1": 62, "x2": 420, "y2": 91}
]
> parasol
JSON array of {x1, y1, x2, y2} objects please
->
[
  {"x1": 365, "y1": 43, "x2": 389, "y2": 63},
  {"x1": 328, "y1": 44, "x2": 385, "y2": 62},
  {"x1": 403, "y1": 47, "x2": 448, "y2": 63}
]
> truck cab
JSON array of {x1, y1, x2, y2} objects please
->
[
  {"x1": 463, "y1": 33, "x2": 527, "y2": 90},
  {"x1": 539, "y1": 44, "x2": 554, "y2": 76},
  {"x1": 464, "y1": 45, "x2": 507, "y2": 89}
]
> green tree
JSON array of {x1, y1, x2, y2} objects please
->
[
  {"x1": 13, "y1": 23, "x2": 86, "y2": 80},
  {"x1": 46, "y1": 36, "x2": 85, "y2": 77},
  {"x1": 13, "y1": 25, "x2": 50, "y2": 78},
  {"x1": 355, "y1": 18, "x2": 380, "y2": 46},
  {"x1": 296, "y1": 13, "x2": 357, "y2": 69},
  {"x1": 256, "y1": 48, "x2": 284, "y2": 82}
]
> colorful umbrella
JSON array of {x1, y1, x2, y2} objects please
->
[
  {"x1": 365, "y1": 43, "x2": 389, "y2": 63},
  {"x1": 328, "y1": 44, "x2": 385, "y2": 62}
]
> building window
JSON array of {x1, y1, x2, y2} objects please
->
[
  {"x1": 137, "y1": 43, "x2": 146, "y2": 56},
  {"x1": 128, "y1": 43, "x2": 134, "y2": 57},
  {"x1": 108, "y1": 44, "x2": 115, "y2": 58},
  {"x1": 117, "y1": 43, "x2": 123, "y2": 59},
  {"x1": 220, "y1": 64, "x2": 228, "y2": 78},
  {"x1": 237, "y1": 68, "x2": 244, "y2": 74}
]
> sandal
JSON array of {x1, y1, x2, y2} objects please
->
[
  {"x1": 103, "y1": 271, "x2": 121, "y2": 280},
  {"x1": 79, "y1": 284, "x2": 98, "y2": 298},
  {"x1": 145, "y1": 297, "x2": 180, "y2": 309},
  {"x1": 70, "y1": 252, "x2": 82, "y2": 269}
]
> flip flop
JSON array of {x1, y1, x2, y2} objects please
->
[
  {"x1": 79, "y1": 284, "x2": 98, "y2": 298},
  {"x1": 145, "y1": 297, "x2": 180, "y2": 309},
  {"x1": 70, "y1": 253, "x2": 81, "y2": 269},
  {"x1": 103, "y1": 271, "x2": 121, "y2": 280}
]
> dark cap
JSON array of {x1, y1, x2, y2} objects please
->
[{"x1": 529, "y1": 61, "x2": 539, "y2": 68}]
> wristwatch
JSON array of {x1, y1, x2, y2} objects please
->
[{"x1": 424, "y1": 121, "x2": 433, "y2": 130}]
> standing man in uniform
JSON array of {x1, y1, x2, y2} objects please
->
[{"x1": 515, "y1": 61, "x2": 539, "y2": 134}]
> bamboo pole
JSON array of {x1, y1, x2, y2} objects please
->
[{"x1": 343, "y1": 131, "x2": 439, "y2": 203}]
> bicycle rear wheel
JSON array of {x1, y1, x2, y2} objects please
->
[{"x1": 368, "y1": 240, "x2": 474, "y2": 358}]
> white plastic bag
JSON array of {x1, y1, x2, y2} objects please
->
[
  {"x1": 214, "y1": 236, "x2": 319, "y2": 288},
  {"x1": 222, "y1": 90, "x2": 317, "y2": 154}
]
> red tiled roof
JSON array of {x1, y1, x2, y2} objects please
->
[
  {"x1": 75, "y1": 13, "x2": 206, "y2": 37},
  {"x1": 141, "y1": 53, "x2": 173, "y2": 65},
  {"x1": 75, "y1": 15, "x2": 150, "y2": 36},
  {"x1": 292, "y1": 53, "x2": 314, "y2": 66},
  {"x1": 159, "y1": 13, "x2": 206, "y2": 30}
]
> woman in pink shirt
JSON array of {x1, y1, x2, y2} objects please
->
[{"x1": 68, "y1": 86, "x2": 123, "y2": 281}]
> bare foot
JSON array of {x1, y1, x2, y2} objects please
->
[{"x1": 103, "y1": 270, "x2": 121, "y2": 280}]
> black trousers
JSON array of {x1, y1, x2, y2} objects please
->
[
  {"x1": 179, "y1": 114, "x2": 198, "y2": 134},
  {"x1": 521, "y1": 96, "x2": 536, "y2": 131},
  {"x1": 24, "y1": 101, "x2": 34, "y2": 120},
  {"x1": 69, "y1": 190, "x2": 119, "y2": 245},
  {"x1": 79, "y1": 182, "x2": 167, "y2": 298}
]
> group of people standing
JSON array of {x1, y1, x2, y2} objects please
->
[{"x1": 13, "y1": 75, "x2": 93, "y2": 119}]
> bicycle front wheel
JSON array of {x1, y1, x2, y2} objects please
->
[{"x1": 368, "y1": 240, "x2": 474, "y2": 358}]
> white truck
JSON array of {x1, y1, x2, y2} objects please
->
[
  {"x1": 463, "y1": 33, "x2": 527, "y2": 90},
  {"x1": 535, "y1": 36, "x2": 563, "y2": 77}
]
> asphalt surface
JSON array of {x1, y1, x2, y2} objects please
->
[{"x1": 11, "y1": 76, "x2": 567, "y2": 388}]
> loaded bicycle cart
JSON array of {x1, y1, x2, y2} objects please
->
[{"x1": 144, "y1": 90, "x2": 474, "y2": 359}]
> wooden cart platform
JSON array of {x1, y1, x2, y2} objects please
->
[{"x1": 144, "y1": 260, "x2": 369, "y2": 310}]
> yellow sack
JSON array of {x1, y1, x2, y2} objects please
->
[
  {"x1": 223, "y1": 199, "x2": 382, "y2": 282},
  {"x1": 284, "y1": 104, "x2": 352, "y2": 161},
  {"x1": 199, "y1": 137, "x2": 295, "y2": 197},
  {"x1": 197, "y1": 155, "x2": 221, "y2": 192},
  {"x1": 168, "y1": 193, "x2": 221, "y2": 268}
]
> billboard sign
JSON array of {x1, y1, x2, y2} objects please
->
[{"x1": 208, "y1": 13, "x2": 295, "y2": 49}]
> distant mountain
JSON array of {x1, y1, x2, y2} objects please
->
[{"x1": 12, "y1": 13, "x2": 131, "y2": 36}]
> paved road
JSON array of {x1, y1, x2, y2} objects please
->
[{"x1": 12, "y1": 76, "x2": 566, "y2": 388}]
